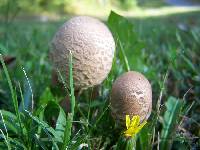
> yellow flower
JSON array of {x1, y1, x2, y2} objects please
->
[{"x1": 124, "y1": 115, "x2": 147, "y2": 137}]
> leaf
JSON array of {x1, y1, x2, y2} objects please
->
[
  {"x1": 39, "y1": 87, "x2": 55, "y2": 106},
  {"x1": 44, "y1": 101, "x2": 66, "y2": 139},
  {"x1": 0, "y1": 110, "x2": 19, "y2": 134},
  {"x1": 44, "y1": 101, "x2": 59, "y2": 122},
  {"x1": 35, "y1": 89, "x2": 65, "y2": 148},
  {"x1": 62, "y1": 113, "x2": 73, "y2": 149},
  {"x1": 107, "y1": 11, "x2": 145, "y2": 72},
  {"x1": 138, "y1": 123, "x2": 153, "y2": 150},
  {"x1": 160, "y1": 96, "x2": 184, "y2": 150},
  {"x1": 24, "y1": 110, "x2": 62, "y2": 143},
  {"x1": 116, "y1": 136, "x2": 136, "y2": 150},
  {"x1": 55, "y1": 106, "x2": 66, "y2": 139},
  {"x1": 8, "y1": 138, "x2": 27, "y2": 149},
  {"x1": 19, "y1": 79, "x2": 33, "y2": 111},
  {"x1": 34, "y1": 87, "x2": 55, "y2": 120}
]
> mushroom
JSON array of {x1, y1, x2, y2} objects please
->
[
  {"x1": 49, "y1": 16, "x2": 115, "y2": 91},
  {"x1": 110, "y1": 71, "x2": 152, "y2": 124}
]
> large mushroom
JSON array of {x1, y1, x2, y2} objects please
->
[
  {"x1": 110, "y1": 71, "x2": 152, "y2": 124},
  {"x1": 49, "y1": 16, "x2": 115, "y2": 91}
]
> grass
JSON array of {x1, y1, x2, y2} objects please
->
[{"x1": 0, "y1": 7, "x2": 200, "y2": 150}]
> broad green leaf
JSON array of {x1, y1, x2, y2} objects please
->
[
  {"x1": 160, "y1": 96, "x2": 183, "y2": 150},
  {"x1": 139, "y1": 123, "x2": 153, "y2": 150},
  {"x1": 44, "y1": 101, "x2": 66, "y2": 139},
  {"x1": 107, "y1": 11, "x2": 145, "y2": 72},
  {"x1": 19, "y1": 80, "x2": 33, "y2": 111},
  {"x1": 39, "y1": 87, "x2": 55, "y2": 106},
  {"x1": 55, "y1": 106, "x2": 66, "y2": 139},
  {"x1": 24, "y1": 110, "x2": 62, "y2": 143}
]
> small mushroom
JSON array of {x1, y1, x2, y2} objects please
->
[
  {"x1": 110, "y1": 71, "x2": 152, "y2": 124},
  {"x1": 49, "y1": 16, "x2": 115, "y2": 91}
]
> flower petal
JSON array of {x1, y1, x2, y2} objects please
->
[
  {"x1": 126, "y1": 115, "x2": 131, "y2": 129},
  {"x1": 134, "y1": 121, "x2": 147, "y2": 134},
  {"x1": 124, "y1": 115, "x2": 147, "y2": 137},
  {"x1": 124, "y1": 127, "x2": 136, "y2": 137},
  {"x1": 130, "y1": 115, "x2": 140, "y2": 127}
]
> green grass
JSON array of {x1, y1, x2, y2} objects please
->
[{"x1": 0, "y1": 9, "x2": 200, "y2": 149}]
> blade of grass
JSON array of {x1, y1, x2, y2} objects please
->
[
  {"x1": 117, "y1": 37, "x2": 130, "y2": 72},
  {"x1": 0, "y1": 110, "x2": 23, "y2": 135},
  {"x1": 0, "y1": 110, "x2": 11, "y2": 150},
  {"x1": 93, "y1": 103, "x2": 110, "y2": 129},
  {"x1": 24, "y1": 109, "x2": 61, "y2": 140},
  {"x1": 24, "y1": 110, "x2": 60, "y2": 149},
  {"x1": 8, "y1": 138, "x2": 27, "y2": 149},
  {"x1": 0, "y1": 110, "x2": 8, "y2": 139},
  {"x1": 76, "y1": 103, "x2": 87, "y2": 121},
  {"x1": 22, "y1": 67, "x2": 34, "y2": 112},
  {"x1": 57, "y1": 70, "x2": 69, "y2": 95},
  {"x1": 139, "y1": 70, "x2": 169, "y2": 150},
  {"x1": 87, "y1": 89, "x2": 93, "y2": 123},
  {"x1": 181, "y1": 54, "x2": 198, "y2": 74},
  {"x1": 18, "y1": 82, "x2": 25, "y2": 111},
  {"x1": 0, "y1": 54, "x2": 24, "y2": 140},
  {"x1": 36, "y1": 88, "x2": 55, "y2": 138},
  {"x1": 0, "y1": 129, "x2": 11, "y2": 150},
  {"x1": 69, "y1": 51, "x2": 75, "y2": 115},
  {"x1": 157, "y1": 70, "x2": 169, "y2": 115},
  {"x1": 62, "y1": 51, "x2": 75, "y2": 149},
  {"x1": 33, "y1": 134, "x2": 47, "y2": 150}
]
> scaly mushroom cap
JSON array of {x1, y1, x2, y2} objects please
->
[
  {"x1": 50, "y1": 16, "x2": 115, "y2": 90},
  {"x1": 110, "y1": 71, "x2": 152, "y2": 123}
]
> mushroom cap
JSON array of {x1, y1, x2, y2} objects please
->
[
  {"x1": 50, "y1": 16, "x2": 115, "y2": 90},
  {"x1": 110, "y1": 71, "x2": 152, "y2": 124}
]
